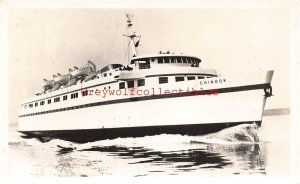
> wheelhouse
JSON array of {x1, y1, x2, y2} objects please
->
[{"x1": 130, "y1": 55, "x2": 201, "y2": 69}]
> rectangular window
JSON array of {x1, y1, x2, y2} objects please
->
[
  {"x1": 187, "y1": 76, "x2": 196, "y2": 80},
  {"x1": 82, "y1": 90, "x2": 88, "y2": 97},
  {"x1": 177, "y1": 57, "x2": 182, "y2": 63},
  {"x1": 71, "y1": 93, "x2": 78, "y2": 99},
  {"x1": 158, "y1": 58, "x2": 163, "y2": 64},
  {"x1": 119, "y1": 82, "x2": 125, "y2": 89},
  {"x1": 170, "y1": 57, "x2": 175, "y2": 63},
  {"x1": 159, "y1": 77, "x2": 168, "y2": 84},
  {"x1": 137, "y1": 79, "x2": 145, "y2": 87},
  {"x1": 48, "y1": 99, "x2": 51, "y2": 104},
  {"x1": 54, "y1": 97, "x2": 60, "y2": 103},
  {"x1": 29, "y1": 104, "x2": 33, "y2": 108},
  {"x1": 35, "y1": 102, "x2": 38, "y2": 107},
  {"x1": 63, "y1": 95, "x2": 68, "y2": 100},
  {"x1": 127, "y1": 80, "x2": 134, "y2": 88},
  {"x1": 40, "y1": 101, "x2": 45, "y2": 106},
  {"x1": 164, "y1": 58, "x2": 170, "y2": 63},
  {"x1": 175, "y1": 76, "x2": 185, "y2": 82},
  {"x1": 187, "y1": 58, "x2": 192, "y2": 63},
  {"x1": 104, "y1": 73, "x2": 107, "y2": 77},
  {"x1": 197, "y1": 76, "x2": 205, "y2": 79}
]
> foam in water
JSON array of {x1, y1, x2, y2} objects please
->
[
  {"x1": 45, "y1": 123, "x2": 260, "y2": 152},
  {"x1": 198, "y1": 123, "x2": 260, "y2": 144}
]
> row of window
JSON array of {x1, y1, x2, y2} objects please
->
[
  {"x1": 159, "y1": 75, "x2": 213, "y2": 84},
  {"x1": 131, "y1": 57, "x2": 200, "y2": 65},
  {"x1": 24, "y1": 92, "x2": 79, "y2": 109},
  {"x1": 23, "y1": 75, "x2": 214, "y2": 109},
  {"x1": 119, "y1": 79, "x2": 145, "y2": 89},
  {"x1": 117, "y1": 76, "x2": 213, "y2": 89},
  {"x1": 157, "y1": 57, "x2": 198, "y2": 64},
  {"x1": 20, "y1": 102, "x2": 102, "y2": 117}
]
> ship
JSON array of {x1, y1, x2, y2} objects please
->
[{"x1": 18, "y1": 14, "x2": 273, "y2": 143}]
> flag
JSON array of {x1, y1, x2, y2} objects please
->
[{"x1": 135, "y1": 40, "x2": 140, "y2": 47}]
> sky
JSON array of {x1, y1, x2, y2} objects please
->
[{"x1": 8, "y1": 9, "x2": 290, "y2": 123}]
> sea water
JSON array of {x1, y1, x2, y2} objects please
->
[{"x1": 7, "y1": 115, "x2": 289, "y2": 177}]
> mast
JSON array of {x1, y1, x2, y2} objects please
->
[{"x1": 124, "y1": 14, "x2": 140, "y2": 62}]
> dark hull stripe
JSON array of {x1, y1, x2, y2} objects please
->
[
  {"x1": 19, "y1": 83, "x2": 270, "y2": 118},
  {"x1": 19, "y1": 121, "x2": 262, "y2": 143},
  {"x1": 146, "y1": 73, "x2": 217, "y2": 78}
]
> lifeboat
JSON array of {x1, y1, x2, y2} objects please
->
[
  {"x1": 70, "y1": 66, "x2": 90, "y2": 79},
  {"x1": 42, "y1": 79, "x2": 54, "y2": 91},
  {"x1": 53, "y1": 73, "x2": 71, "y2": 85},
  {"x1": 52, "y1": 83, "x2": 61, "y2": 91},
  {"x1": 64, "y1": 78, "x2": 77, "y2": 87},
  {"x1": 71, "y1": 61, "x2": 97, "y2": 80}
]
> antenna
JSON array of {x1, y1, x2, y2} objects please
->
[
  {"x1": 126, "y1": 13, "x2": 134, "y2": 22},
  {"x1": 123, "y1": 13, "x2": 141, "y2": 64}
]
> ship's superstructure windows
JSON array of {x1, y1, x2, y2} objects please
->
[
  {"x1": 187, "y1": 58, "x2": 192, "y2": 64},
  {"x1": 119, "y1": 82, "x2": 125, "y2": 89},
  {"x1": 187, "y1": 76, "x2": 195, "y2": 80},
  {"x1": 137, "y1": 59, "x2": 150, "y2": 69},
  {"x1": 35, "y1": 102, "x2": 38, "y2": 107},
  {"x1": 159, "y1": 77, "x2": 168, "y2": 84},
  {"x1": 198, "y1": 76, "x2": 205, "y2": 79},
  {"x1": 29, "y1": 104, "x2": 33, "y2": 108},
  {"x1": 175, "y1": 76, "x2": 185, "y2": 82},
  {"x1": 63, "y1": 95, "x2": 68, "y2": 100},
  {"x1": 104, "y1": 73, "x2": 107, "y2": 77},
  {"x1": 137, "y1": 79, "x2": 145, "y2": 87},
  {"x1": 127, "y1": 80, "x2": 134, "y2": 88},
  {"x1": 71, "y1": 93, "x2": 78, "y2": 99},
  {"x1": 170, "y1": 57, "x2": 176, "y2": 63},
  {"x1": 176, "y1": 57, "x2": 182, "y2": 63},
  {"x1": 164, "y1": 57, "x2": 170, "y2": 63},
  {"x1": 40, "y1": 101, "x2": 45, "y2": 106},
  {"x1": 48, "y1": 99, "x2": 51, "y2": 104},
  {"x1": 54, "y1": 97, "x2": 60, "y2": 103},
  {"x1": 158, "y1": 58, "x2": 163, "y2": 64}
]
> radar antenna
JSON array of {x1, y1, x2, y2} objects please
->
[{"x1": 123, "y1": 13, "x2": 141, "y2": 64}]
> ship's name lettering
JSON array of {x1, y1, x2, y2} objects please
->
[{"x1": 200, "y1": 78, "x2": 226, "y2": 85}]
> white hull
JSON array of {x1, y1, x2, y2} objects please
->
[
  {"x1": 18, "y1": 83, "x2": 269, "y2": 132},
  {"x1": 17, "y1": 15, "x2": 274, "y2": 143},
  {"x1": 18, "y1": 67, "x2": 273, "y2": 142}
]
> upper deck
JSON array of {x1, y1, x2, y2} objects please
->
[{"x1": 130, "y1": 54, "x2": 201, "y2": 69}]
